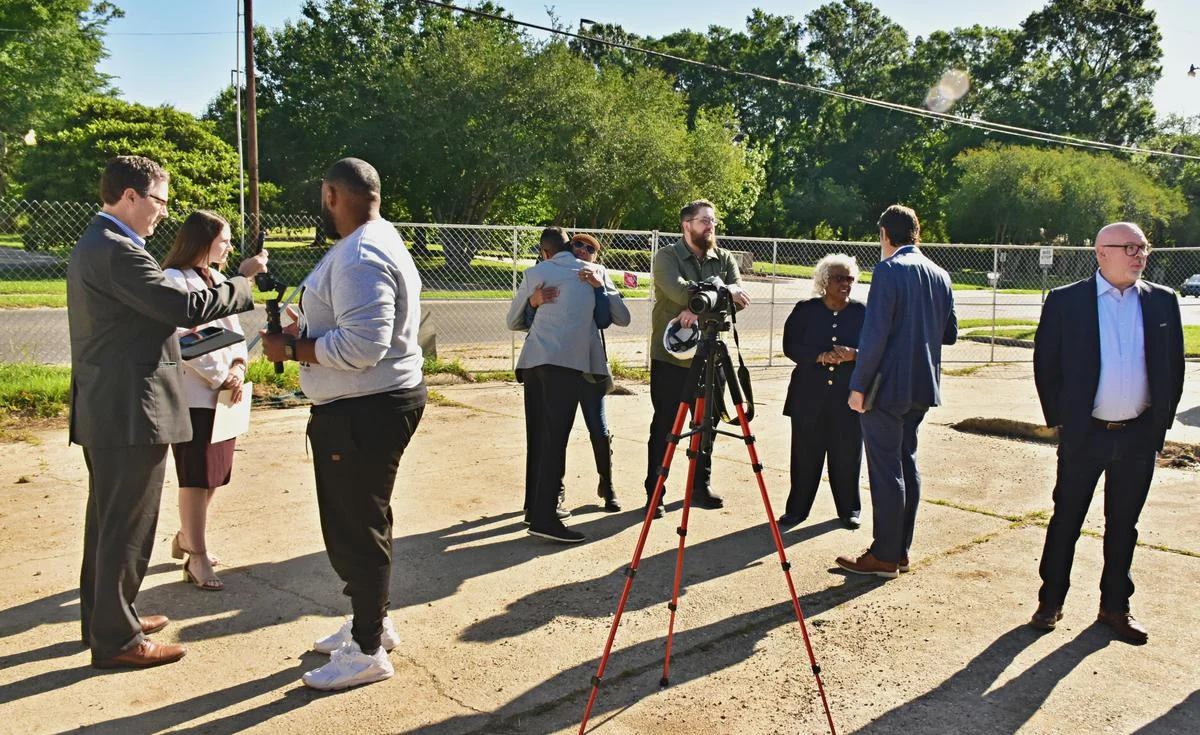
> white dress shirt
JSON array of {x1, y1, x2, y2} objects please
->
[{"x1": 1093, "y1": 271, "x2": 1150, "y2": 421}]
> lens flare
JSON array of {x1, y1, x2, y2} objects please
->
[{"x1": 924, "y1": 69, "x2": 970, "y2": 112}]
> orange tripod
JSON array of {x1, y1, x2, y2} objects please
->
[{"x1": 577, "y1": 318, "x2": 836, "y2": 735}]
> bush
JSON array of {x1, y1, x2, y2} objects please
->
[{"x1": 603, "y1": 248, "x2": 651, "y2": 272}]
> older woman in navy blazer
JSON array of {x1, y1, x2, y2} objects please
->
[{"x1": 779, "y1": 254, "x2": 865, "y2": 530}]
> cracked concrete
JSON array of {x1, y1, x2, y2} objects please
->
[{"x1": 0, "y1": 362, "x2": 1197, "y2": 734}]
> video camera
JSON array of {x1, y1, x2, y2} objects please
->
[
  {"x1": 251, "y1": 228, "x2": 288, "y2": 374},
  {"x1": 686, "y1": 277, "x2": 734, "y2": 319}
]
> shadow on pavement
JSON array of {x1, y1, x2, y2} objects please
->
[
  {"x1": 397, "y1": 575, "x2": 886, "y2": 735},
  {"x1": 852, "y1": 624, "x2": 1111, "y2": 734},
  {"x1": 460, "y1": 518, "x2": 843, "y2": 642},
  {"x1": 1131, "y1": 689, "x2": 1200, "y2": 734}
]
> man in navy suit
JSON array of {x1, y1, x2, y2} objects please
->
[
  {"x1": 836, "y1": 205, "x2": 957, "y2": 579},
  {"x1": 1029, "y1": 222, "x2": 1184, "y2": 643}
]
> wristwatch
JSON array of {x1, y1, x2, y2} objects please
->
[{"x1": 283, "y1": 339, "x2": 296, "y2": 361}]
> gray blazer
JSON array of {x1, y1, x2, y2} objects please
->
[
  {"x1": 507, "y1": 252, "x2": 629, "y2": 374},
  {"x1": 67, "y1": 215, "x2": 255, "y2": 448}
]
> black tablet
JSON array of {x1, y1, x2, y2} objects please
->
[{"x1": 179, "y1": 326, "x2": 245, "y2": 360}]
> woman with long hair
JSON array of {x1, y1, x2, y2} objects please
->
[{"x1": 160, "y1": 210, "x2": 248, "y2": 590}]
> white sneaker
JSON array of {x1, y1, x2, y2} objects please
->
[
  {"x1": 302, "y1": 641, "x2": 394, "y2": 691},
  {"x1": 313, "y1": 616, "x2": 400, "y2": 655}
]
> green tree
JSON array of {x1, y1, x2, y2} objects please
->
[
  {"x1": 946, "y1": 144, "x2": 1186, "y2": 245},
  {"x1": 21, "y1": 96, "x2": 241, "y2": 212},
  {"x1": 0, "y1": 0, "x2": 120, "y2": 194},
  {"x1": 996, "y1": 0, "x2": 1162, "y2": 144},
  {"x1": 1141, "y1": 115, "x2": 1200, "y2": 245}
]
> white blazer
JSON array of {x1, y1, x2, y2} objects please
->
[{"x1": 163, "y1": 267, "x2": 249, "y2": 408}]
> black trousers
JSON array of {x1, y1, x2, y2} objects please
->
[
  {"x1": 80, "y1": 444, "x2": 169, "y2": 658},
  {"x1": 785, "y1": 398, "x2": 863, "y2": 521},
  {"x1": 645, "y1": 359, "x2": 715, "y2": 499},
  {"x1": 308, "y1": 392, "x2": 424, "y2": 653},
  {"x1": 522, "y1": 364, "x2": 581, "y2": 528},
  {"x1": 1038, "y1": 419, "x2": 1157, "y2": 613}
]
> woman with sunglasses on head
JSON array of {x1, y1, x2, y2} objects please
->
[
  {"x1": 778, "y1": 253, "x2": 865, "y2": 530},
  {"x1": 524, "y1": 233, "x2": 630, "y2": 512},
  {"x1": 160, "y1": 211, "x2": 248, "y2": 591}
]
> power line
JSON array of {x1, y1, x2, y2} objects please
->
[{"x1": 413, "y1": 0, "x2": 1200, "y2": 162}]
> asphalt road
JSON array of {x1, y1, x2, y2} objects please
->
[{"x1": 4, "y1": 278, "x2": 1198, "y2": 365}]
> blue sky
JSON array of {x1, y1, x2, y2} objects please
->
[{"x1": 97, "y1": 0, "x2": 1199, "y2": 124}]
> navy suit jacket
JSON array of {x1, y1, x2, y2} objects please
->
[
  {"x1": 1033, "y1": 275, "x2": 1184, "y2": 451},
  {"x1": 849, "y1": 246, "x2": 957, "y2": 413}
]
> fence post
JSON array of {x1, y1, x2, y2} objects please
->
[
  {"x1": 647, "y1": 231, "x2": 659, "y2": 369},
  {"x1": 511, "y1": 227, "x2": 519, "y2": 371},
  {"x1": 768, "y1": 239, "x2": 778, "y2": 367},
  {"x1": 990, "y1": 246, "x2": 999, "y2": 363}
]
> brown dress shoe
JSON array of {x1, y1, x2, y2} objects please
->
[
  {"x1": 835, "y1": 550, "x2": 899, "y2": 579},
  {"x1": 139, "y1": 615, "x2": 169, "y2": 635},
  {"x1": 1029, "y1": 605, "x2": 1064, "y2": 631},
  {"x1": 81, "y1": 616, "x2": 170, "y2": 646},
  {"x1": 1097, "y1": 609, "x2": 1148, "y2": 643},
  {"x1": 92, "y1": 638, "x2": 187, "y2": 669}
]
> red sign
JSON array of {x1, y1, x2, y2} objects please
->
[{"x1": 623, "y1": 271, "x2": 638, "y2": 289}]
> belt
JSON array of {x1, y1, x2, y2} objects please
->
[{"x1": 1090, "y1": 412, "x2": 1145, "y2": 431}]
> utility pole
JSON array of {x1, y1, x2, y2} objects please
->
[{"x1": 243, "y1": 0, "x2": 261, "y2": 248}]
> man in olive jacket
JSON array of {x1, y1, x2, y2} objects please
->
[{"x1": 69, "y1": 156, "x2": 267, "y2": 668}]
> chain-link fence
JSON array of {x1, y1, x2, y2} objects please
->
[{"x1": 2, "y1": 198, "x2": 1198, "y2": 368}]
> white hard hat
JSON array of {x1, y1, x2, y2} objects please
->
[{"x1": 663, "y1": 317, "x2": 698, "y2": 359}]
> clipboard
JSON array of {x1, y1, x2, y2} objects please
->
[{"x1": 211, "y1": 382, "x2": 252, "y2": 442}]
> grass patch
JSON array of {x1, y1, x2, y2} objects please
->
[
  {"x1": 943, "y1": 363, "x2": 992, "y2": 377},
  {"x1": 0, "y1": 363, "x2": 70, "y2": 417},
  {"x1": 966, "y1": 327, "x2": 1038, "y2": 341},
  {"x1": 610, "y1": 358, "x2": 650, "y2": 383},
  {"x1": 423, "y1": 355, "x2": 473, "y2": 380},
  {"x1": 246, "y1": 357, "x2": 301, "y2": 393},
  {"x1": 473, "y1": 370, "x2": 517, "y2": 381},
  {"x1": 1186, "y1": 325, "x2": 1200, "y2": 358},
  {"x1": 957, "y1": 318, "x2": 1038, "y2": 329}
]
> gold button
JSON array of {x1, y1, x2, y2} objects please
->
[
  {"x1": 831, "y1": 336, "x2": 838, "y2": 342},
  {"x1": 827, "y1": 380, "x2": 833, "y2": 385}
]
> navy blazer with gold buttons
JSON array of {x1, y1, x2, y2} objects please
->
[{"x1": 782, "y1": 297, "x2": 866, "y2": 421}]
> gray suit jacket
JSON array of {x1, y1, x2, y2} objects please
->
[
  {"x1": 67, "y1": 215, "x2": 255, "y2": 448},
  {"x1": 506, "y1": 251, "x2": 629, "y2": 375}
]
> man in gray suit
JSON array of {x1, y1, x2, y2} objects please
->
[
  {"x1": 836, "y1": 205, "x2": 957, "y2": 579},
  {"x1": 507, "y1": 227, "x2": 626, "y2": 543},
  {"x1": 69, "y1": 156, "x2": 267, "y2": 668}
]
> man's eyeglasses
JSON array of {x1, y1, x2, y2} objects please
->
[
  {"x1": 573, "y1": 243, "x2": 597, "y2": 254},
  {"x1": 687, "y1": 216, "x2": 719, "y2": 227},
  {"x1": 1102, "y1": 242, "x2": 1152, "y2": 257},
  {"x1": 144, "y1": 192, "x2": 169, "y2": 209},
  {"x1": 830, "y1": 274, "x2": 856, "y2": 284}
]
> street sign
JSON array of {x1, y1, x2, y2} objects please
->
[{"x1": 1039, "y1": 246, "x2": 1054, "y2": 267}]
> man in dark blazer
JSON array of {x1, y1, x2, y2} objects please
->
[
  {"x1": 836, "y1": 205, "x2": 957, "y2": 579},
  {"x1": 1030, "y1": 221, "x2": 1184, "y2": 643},
  {"x1": 69, "y1": 156, "x2": 268, "y2": 668}
]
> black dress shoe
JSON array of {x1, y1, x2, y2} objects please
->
[
  {"x1": 603, "y1": 497, "x2": 622, "y2": 512},
  {"x1": 841, "y1": 514, "x2": 861, "y2": 530},
  {"x1": 1029, "y1": 605, "x2": 1063, "y2": 631},
  {"x1": 644, "y1": 500, "x2": 665, "y2": 519},
  {"x1": 777, "y1": 513, "x2": 804, "y2": 528},
  {"x1": 527, "y1": 523, "x2": 586, "y2": 544},
  {"x1": 693, "y1": 490, "x2": 724, "y2": 509}
]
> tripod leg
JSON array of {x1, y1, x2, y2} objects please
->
[
  {"x1": 733, "y1": 401, "x2": 838, "y2": 735},
  {"x1": 660, "y1": 396, "x2": 706, "y2": 687},
  {"x1": 578, "y1": 400, "x2": 691, "y2": 735}
]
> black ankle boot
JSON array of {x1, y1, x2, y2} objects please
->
[{"x1": 592, "y1": 433, "x2": 621, "y2": 512}]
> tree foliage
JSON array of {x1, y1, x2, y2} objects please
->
[
  {"x1": 946, "y1": 144, "x2": 1186, "y2": 245},
  {"x1": 21, "y1": 97, "x2": 241, "y2": 213},
  {"x1": 0, "y1": 0, "x2": 120, "y2": 194}
]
